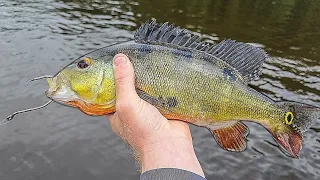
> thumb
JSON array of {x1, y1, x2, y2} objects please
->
[{"x1": 113, "y1": 53, "x2": 140, "y2": 104}]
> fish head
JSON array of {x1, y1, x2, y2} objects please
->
[
  {"x1": 46, "y1": 55, "x2": 116, "y2": 115},
  {"x1": 270, "y1": 102, "x2": 320, "y2": 157}
]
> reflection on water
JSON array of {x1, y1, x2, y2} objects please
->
[{"x1": 0, "y1": 0, "x2": 319, "y2": 179}]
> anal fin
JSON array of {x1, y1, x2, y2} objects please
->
[{"x1": 210, "y1": 122, "x2": 249, "y2": 152}]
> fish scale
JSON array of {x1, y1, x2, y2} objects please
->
[{"x1": 116, "y1": 44, "x2": 280, "y2": 124}]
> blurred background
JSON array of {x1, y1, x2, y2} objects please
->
[{"x1": 0, "y1": 0, "x2": 319, "y2": 179}]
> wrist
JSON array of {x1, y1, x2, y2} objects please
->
[{"x1": 139, "y1": 137, "x2": 205, "y2": 178}]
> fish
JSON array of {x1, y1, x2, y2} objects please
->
[{"x1": 43, "y1": 20, "x2": 319, "y2": 157}]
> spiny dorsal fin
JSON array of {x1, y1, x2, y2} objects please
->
[
  {"x1": 134, "y1": 20, "x2": 268, "y2": 82},
  {"x1": 134, "y1": 20, "x2": 207, "y2": 51}
]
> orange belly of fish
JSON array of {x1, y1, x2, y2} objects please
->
[
  {"x1": 66, "y1": 100, "x2": 115, "y2": 116},
  {"x1": 66, "y1": 100, "x2": 197, "y2": 123}
]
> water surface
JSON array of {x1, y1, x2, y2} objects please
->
[{"x1": 0, "y1": 0, "x2": 319, "y2": 179}]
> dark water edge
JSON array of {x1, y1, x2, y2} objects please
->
[{"x1": 0, "y1": 0, "x2": 319, "y2": 179}]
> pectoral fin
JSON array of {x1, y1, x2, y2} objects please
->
[{"x1": 210, "y1": 122, "x2": 249, "y2": 152}]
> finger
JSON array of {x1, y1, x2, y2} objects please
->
[
  {"x1": 113, "y1": 53, "x2": 140, "y2": 103},
  {"x1": 106, "y1": 113, "x2": 123, "y2": 135}
]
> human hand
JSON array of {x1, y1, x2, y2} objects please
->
[{"x1": 106, "y1": 54, "x2": 205, "y2": 177}]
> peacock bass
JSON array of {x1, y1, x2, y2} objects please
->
[{"x1": 45, "y1": 20, "x2": 319, "y2": 157}]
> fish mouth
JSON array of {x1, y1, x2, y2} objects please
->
[
  {"x1": 45, "y1": 74, "x2": 116, "y2": 116},
  {"x1": 45, "y1": 74, "x2": 79, "y2": 104},
  {"x1": 46, "y1": 76, "x2": 58, "y2": 97}
]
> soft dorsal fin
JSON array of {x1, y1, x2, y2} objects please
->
[
  {"x1": 207, "y1": 39, "x2": 267, "y2": 81},
  {"x1": 134, "y1": 20, "x2": 268, "y2": 82}
]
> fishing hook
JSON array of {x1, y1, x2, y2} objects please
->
[
  {"x1": 0, "y1": 100, "x2": 53, "y2": 126},
  {"x1": 28, "y1": 75, "x2": 54, "y2": 83}
]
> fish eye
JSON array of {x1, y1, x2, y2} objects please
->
[
  {"x1": 285, "y1": 112, "x2": 294, "y2": 125},
  {"x1": 77, "y1": 57, "x2": 92, "y2": 69}
]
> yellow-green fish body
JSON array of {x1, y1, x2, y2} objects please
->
[{"x1": 46, "y1": 21, "x2": 320, "y2": 157}]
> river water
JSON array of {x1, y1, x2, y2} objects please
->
[{"x1": 0, "y1": 0, "x2": 319, "y2": 179}]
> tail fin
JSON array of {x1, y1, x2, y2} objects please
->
[
  {"x1": 270, "y1": 102, "x2": 319, "y2": 157},
  {"x1": 270, "y1": 126, "x2": 302, "y2": 158}
]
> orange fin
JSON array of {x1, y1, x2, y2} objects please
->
[{"x1": 210, "y1": 122, "x2": 249, "y2": 152}]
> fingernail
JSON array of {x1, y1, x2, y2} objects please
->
[{"x1": 114, "y1": 56, "x2": 127, "y2": 66}]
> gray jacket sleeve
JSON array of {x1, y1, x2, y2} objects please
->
[{"x1": 140, "y1": 168, "x2": 206, "y2": 180}]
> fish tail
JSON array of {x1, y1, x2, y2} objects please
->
[{"x1": 267, "y1": 102, "x2": 319, "y2": 157}]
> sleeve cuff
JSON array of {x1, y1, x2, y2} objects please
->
[{"x1": 140, "y1": 168, "x2": 206, "y2": 180}]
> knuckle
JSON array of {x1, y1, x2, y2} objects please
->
[
  {"x1": 134, "y1": 99, "x2": 145, "y2": 114},
  {"x1": 114, "y1": 71, "x2": 129, "y2": 84}
]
